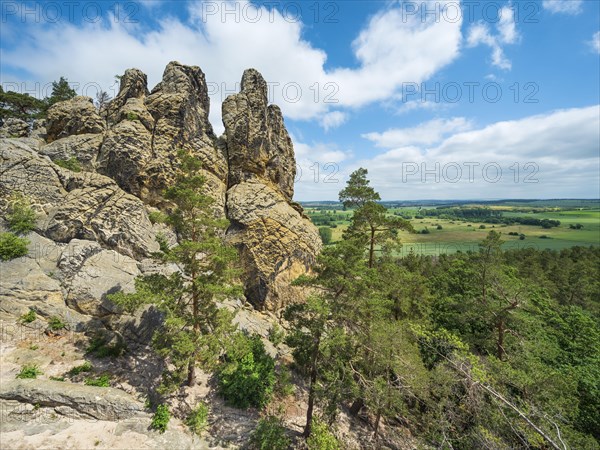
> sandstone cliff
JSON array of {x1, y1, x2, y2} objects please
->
[
  {"x1": 223, "y1": 69, "x2": 321, "y2": 310},
  {"x1": 0, "y1": 62, "x2": 320, "y2": 314}
]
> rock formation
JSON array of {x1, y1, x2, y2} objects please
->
[
  {"x1": 98, "y1": 62, "x2": 227, "y2": 209},
  {"x1": 0, "y1": 62, "x2": 320, "y2": 316},
  {"x1": 222, "y1": 69, "x2": 321, "y2": 310}
]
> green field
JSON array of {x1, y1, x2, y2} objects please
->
[{"x1": 305, "y1": 201, "x2": 600, "y2": 256}]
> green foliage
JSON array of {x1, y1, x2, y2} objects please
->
[
  {"x1": 267, "y1": 323, "x2": 285, "y2": 346},
  {"x1": 0, "y1": 232, "x2": 29, "y2": 261},
  {"x1": 318, "y1": 227, "x2": 332, "y2": 245},
  {"x1": 19, "y1": 309, "x2": 37, "y2": 324},
  {"x1": 6, "y1": 194, "x2": 36, "y2": 234},
  {"x1": 186, "y1": 402, "x2": 209, "y2": 435},
  {"x1": 0, "y1": 86, "x2": 44, "y2": 121},
  {"x1": 151, "y1": 404, "x2": 170, "y2": 433},
  {"x1": 126, "y1": 112, "x2": 139, "y2": 121},
  {"x1": 48, "y1": 316, "x2": 66, "y2": 331},
  {"x1": 86, "y1": 335, "x2": 126, "y2": 358},
  {"x1": 54, "y1": 157, "x2": 82, "y2": 172},
  {"x1": 249, "y1": 415, "x2": 291, "y2": 450},
  {"x1": 43, "y1": 77, "x2": 77, "y2": 113},
  {"x1": 84, "y1": 375, "x2": 111, "y2": 387},
  {"x1": 109, "y1": 150, "x2": 242, "y2": 392},
  {"x1": 217, "y1": 333, "x2": 276, "y2": 409},
  {"x1": 16, "y1": 364, "x2": 42, "y2": 379},
  {"x1": 306, "y1": 418, "x2": 340, "y2": 450},
  {"x1": 49, "y1": 376, "x2": 65, "y2": 382},
  {"x1": 148, "y1": 211, "x2": 168, "y2": 224},
  {"x1": 68, "y1": 361, "x2": 93, "y2": 376},
  {"x1": 338, "y1": 168, "x2": 380, "y2": 208}
]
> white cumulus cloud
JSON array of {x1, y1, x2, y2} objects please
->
[{"x1": 542, "y1": 0, "x2": 583, "y2": 15}]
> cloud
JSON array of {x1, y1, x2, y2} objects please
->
[
  {"x1": 293, "y1": 138, "x2": 353, "y2": 200},
  {"x1": 542, "y1": 0, "x2": 583, "y2": 15},
  {"x1": 320, "y1": 111, "x2": 348, "y2": 131},
  {"x1": 466, "y1": 5, "x2": 519, "y2": 70},
  {"x1": 351, "y1": 106, "x2": 600, "y2": 200},
  {"x1": 362, "y1": 117, "x2": 473, "y2": 148},
  {"x1": 0, "y1": 0, "x2": 463, "y2": 134},
  {"x1": 589, "y1": 31, "x2": 600, "y2": 54}
]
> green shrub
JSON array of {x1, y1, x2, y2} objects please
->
[
  {"x1": 84, "y1": 374, "x2": 111, "y2": 387},
  {"x1": 16, "y1": 364, "x2": 42, "y2": 379},
  {"x1": 86, "y1": 335, "x2": 126, "y2": 358},
  {"x1": 151, "y1": 404, "x2": 170, "y2": 433},
  {"x1": 249, "y1": 415, "x2": 290, "y2": 450},
  {"x1": 306, "y1": 419, "x2": 340, "y2": 450},
  {"x1": 436, "y1": 224, "x2": 443, "y2": 230},
  {"x1": 274, "y1": 365, "x2": 295, "y2": 397},
  {"x1": 49, "y1": 376, "x2": 65, "y2": 382},
  {"x1": 68, "y1": 361, "x2": 93, "y2": 376},
  {"x1": 186, "y1": 402, "x2": 209, "y2": 435},
  {"x1": 0, "y1": 232, "x2": 29, "y2": 261},
  {"x1": 19, "y1": 309, "x2": 37, "y2": 324},
  {"x1": 218, "y1": 333, "x2": 276, "y2": 409},
  {"x1": 7, "y1": 194, "x2": 36, "y2": 234},
  {"x1": 48, "y1": 316, "x2": 66, "y2": 331},
  {"x1": 268, "y1": 324, "x2": 285, "y2": 346},
  {"x1": 318, "y1": 227, "x2": 332, "y2": 245},
  {"x1": 54, "y1": 157, "x2": 82, "y2": 172},
  {"x1": 126, "y1": 112, "x2": 139, "y2": 121},
  {"x1": 479, "y1": 224, "x2": 486, "y2": 229},
  {"x1": 148, "y1": 211, "x2": 168, "y2": 224}
]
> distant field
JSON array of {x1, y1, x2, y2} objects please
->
[{"x1": 305, "y1": 201, "x2": 600, "y2": 256}]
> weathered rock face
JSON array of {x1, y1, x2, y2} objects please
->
[
  {"x1": 222, "y1": 69, "x2": 321, "y2": 310},
  {"x1": 98, "y1": 62, "x2": 227, "y2": 209},
  {"x1": 46, "y1": 96, "x2": 106, "y2": 142},
  {"x1": 0, "y1": 138, "x2": 158, "y2": 259},
  {"x1": 0, "y1": 118, "x2": 29, "y2": 138}
]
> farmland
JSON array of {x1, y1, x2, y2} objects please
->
[{"x1": 304, "y1": 200, "x2": 600, "y2": 255}]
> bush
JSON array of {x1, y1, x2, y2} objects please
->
[
  {"x1": 151, "y1": 404, "x2": 170, "y2": 433},
  {"x1": 318, "y1": 227, "x2": 333, "y2": 245},
  {"x1": 84, "y1": 375, "x2": 111, "y2": 387},
  {"x1": 49, "y1": 376, "x2": 65, "y2": 382},
  {"x1": 126, "y1": 112, "x2": 139, "y2": 121},
  {"x1": 86, "y1": 335, "x2": 126, "y2": 358},
  {"x1": 148, "y1": 211, "x2": 168, "y2": 224},
  {"x1": 54, "y1": 157, "x2": 81, "y2": 172},
  {"x1": 48, "y1": 316, "x2": 66, "y2": 331},
  {"x1": 519, "y1": 234, "x2": 525, "y2": 240},
  {"x1": 307, "y1": 418, "x2": 340, "y2": 450},
  {"x1": 218, "y1": 333, "x2": 276, "y2": 409},
  {"x1": 0, "y1": 232, "x2": 29, "y2": 261},
  {"x1": 68, "y1": 361, "x2": 93, "y2": 376},
  {"x1": 479, "y1": 224, "x2": 486, "y2": 229},
  {"x1": 268, "y1": 324, "x2": 285, "y2": 346},
  {"x1": 186, "y1": 402, "x2": 209, "y2": 435},
  {"x1": 7, "y1": 194, "x2": 36, "y2": 234},
  {"x1": 16, "y1": 364, "x2": 42, "y2": 379},
  {"x1": 19, "y1": 309, "x2": 37, "y2": 324},
  {"x1": 249, "y1": 415, "x2": 290, "y2": 450},
  {"x1": 436, "y1": 225, "x2": 443, "y2": 230}
]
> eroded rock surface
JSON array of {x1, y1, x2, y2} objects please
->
[
  {"x1": 46, "y1": 96, "x2": 106, "y2": 142},
  {"x1": 98, "y1": 62, "x2": 227, "y2": 209},
  {"x1": 222, "y1": 69, "x2": 321, "y2": 310}
]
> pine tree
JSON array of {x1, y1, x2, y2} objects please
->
[{"x1": 110, "y1": 151, "x2": 242, "y2": 392}]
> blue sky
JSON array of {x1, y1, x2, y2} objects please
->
[{"x1": 1, "y1": 0, "x2": 599, "y2": 200}]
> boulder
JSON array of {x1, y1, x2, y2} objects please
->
[
  {"x1": 0, "y1": 138, "x2": 158, "y2": 258},
  {"x1": 222, "y1": 70, "x2": 321, "y2": 310},
  {"x1": 0, "y1": 379, "x2": 145, "y2": 420},
  {"x1": 39, "y1": 133, "x2": 103, "y2": 171},
  {"x1": 46, "y1": 96, "x2": 106, "y2": 142},
  {"x1": 58, "y1": 239, "x2": 140, "y2": 317},
  {"x1": 0, "y1": 118, "x2": 29, "y2": 138}
]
